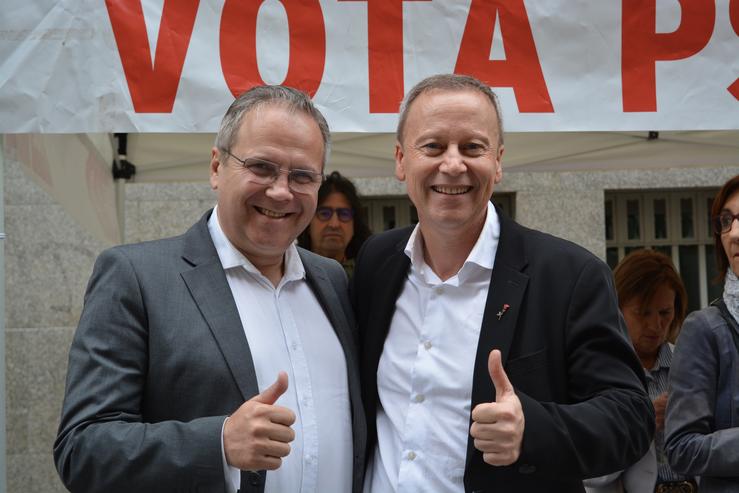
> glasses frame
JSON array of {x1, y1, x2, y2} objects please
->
[
  {"x1": 712, "y1": 211, "x2": 739, "y2": 234},
  {"x1": 315, "y1": 206, "x2": 354, "y2": 223},
  {"x1": 224, "y1": 150, "x2": 324, "y2": 193}
]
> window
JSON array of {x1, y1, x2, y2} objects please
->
[
  {"x1": 605, "y1": 190, "x2": 721, "y2": 312},
  {"x1": 361, "y1": 193, "x2": 515, "y2": 233}
]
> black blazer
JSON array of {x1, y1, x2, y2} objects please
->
[{"x1": 352, "y1": 210, "x2": 654, "y2": 493}]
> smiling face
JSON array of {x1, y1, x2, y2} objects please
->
[
  {"x1": 209, "y1": 103, "x2": 324, "y2": 271},
  {"x1": 621, "y1": 283, "x2": 676, "y2": 368},
  {"x1": 395, "y1": 89, "x2": 504, "y2": 241},
  {"x1": 721, "y1": 189, "x2": 739, "y2": 277}
]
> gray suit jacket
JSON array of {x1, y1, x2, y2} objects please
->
[{"x1": 54, "y1": 210, "x2": 366, "y2": 493}]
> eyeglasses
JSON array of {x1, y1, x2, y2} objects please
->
[
  {"x1": 315, "y1": 206, "x2": 354, "y2": 223},
  {"x1": 712, "y1": 211, "x2": 739, "y2": 234},
  {"x1": 224, "y1": 151, "x2": 324, "y2": 194}
]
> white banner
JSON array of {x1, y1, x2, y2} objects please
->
[{"x1": 1, "y1": 0, "x2": 737, "y2": 133}]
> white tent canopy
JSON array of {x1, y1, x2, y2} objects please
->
[{"x1": 126, "y1": 130, "x2": 739, "y2": 183}]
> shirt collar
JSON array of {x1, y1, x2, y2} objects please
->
[
  {"x1": 207, "y1": 206, "x2": 305, "y2": 284},
  {"x1": 404, "y1": 201, "x2": 500, "y2": 284},
  {"x1": 653, "y1": 342, "x2": 673, "y2": 371}
]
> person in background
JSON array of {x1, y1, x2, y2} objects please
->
[
  {"x1": 665, "y1": 174, "x2": 739, "y2": 492},
  {"x1": 298, "y1": 171, "x2": 371, "y2": 277},
  {"x1": 585, "y1": 249, "x2": 691, "y2": 493}
]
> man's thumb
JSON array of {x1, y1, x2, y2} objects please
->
[
  {"x1": 488, "y1": 349, "x2": 513, "y2": 402},
  {"x1": 253, "y1": 371, "x2": 289, "y2": 405}
]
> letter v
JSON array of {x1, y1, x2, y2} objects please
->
[{"x1": 105, "y1": 0, "x2": 199, "y2": 113}]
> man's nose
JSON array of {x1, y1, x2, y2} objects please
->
[
  {"x1": 265, "y1": 173, "x2": 293, "y2": 200},
  {"x1": 327, "y1": 212, "x2": 342, "y2": 227},
  {"x1": 439, "y1": 147, "x2": 467, "y2": 175}
]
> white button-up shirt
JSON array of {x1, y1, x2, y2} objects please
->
[
  {"x1": 365, "y1": 202, "x2": 500, "y2": 493},
  {"x1": 209, "y1": 210, "x2": 353, "y2": 493}
]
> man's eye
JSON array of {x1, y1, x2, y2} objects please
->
[
  {"x1": 462, "y1": 143, "x2": 486, "y2": 155},
  {"x1": 421, "y1": 143, "x2": 443, "y2": 154},
  {"x1": 290, "y1": 170, "x2": 317, "y2": 184},
  {"x1": 247, "y1": 161, "x2": 276, "y2": 176}
]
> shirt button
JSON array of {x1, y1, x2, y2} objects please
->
[
  {"x1": 291, "y1": 342, "x2": 299, "y2": 350},
  {"x1": 423, "y1": 341, "x2": 433, "y2": 350},
  {"x1": 414, "y1": 394, "x2": 425, "y2": 403},
  {"x1": 407, "y1": 451, "x2": 416, "y2": 461},
  {"x1": 435, "y1": 286, "x2": 444, "y2": 295}
]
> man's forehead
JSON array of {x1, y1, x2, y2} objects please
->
[
  {"x1": 412, "y1": 88, "x2": 497, "y2": 113},
  {"x1": 405, "y1": 89, "x2": 501, "y2": 136}
]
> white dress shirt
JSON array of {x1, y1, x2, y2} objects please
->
[
  {"x1": 365, "y1": 202, "x2": 500, "y2": 493},
  {"x1": 208, "y1": 209, "x2": 353, "y2": 493}
]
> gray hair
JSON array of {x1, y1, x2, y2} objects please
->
[
  {"x1": 396, "y1": 74, "x2": 504, "y2": 147},
  {"x1": 215, "y1": 85, "x2": 331, "y2": 167}
]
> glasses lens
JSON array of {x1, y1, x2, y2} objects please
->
[
  {"x1": 316, "y1": 207, "x2": 333, "y2": 221},
  {"x1": 289, "y1": 171, "x2": 322, "y2": 194},
  {"x1": 245, "y1": 160, "x2": 279, "y2": 184},
  {"x1": 720, "y1": 212, "x2": 735, "y2": 233},
  {"x1": 336, "y1": 208, "x2": 354, "y2": 222}
]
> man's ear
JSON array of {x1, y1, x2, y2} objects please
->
[
  {"x1": 395, "y1": 142, "x2": 406, "y2": 181},
  {"x1": 493, "y1": 145, "x2": 505, "y2": 184},
  {"x1": 209, "y1": 147, "x2": 221, "y2": 190}
]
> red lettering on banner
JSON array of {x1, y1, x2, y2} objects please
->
[
  {"x1": 105, "y1": 0, "x2": 199, "y2": 113},
  {"x1": 622, "y1": 0, "x2": 715, "y2": 112},
  {"x1": 220, "y1": 1, "x2": 326, "y2": 98},
  {"x1": 455, "y1": 0, "x2": 553, "y2": 113},
  {"x1": 340, "y1": 0, "x2": 430, "y2": 113},
  {"x1": 729, "y1": 0, "x2": 739, "y2": 100}
]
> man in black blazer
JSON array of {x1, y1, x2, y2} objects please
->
[
  {"x1": 353, "y1": 74, "x2": 653, "y2": 492},
  {"x1": 54, "y1": 86, "x2": 366, "y2": 493}
]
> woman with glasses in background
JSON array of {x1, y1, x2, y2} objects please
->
[
  {"x1": 298, "y1": 171, "x2": 372, "y2": 277},
  {"x1": 665, "y1": 174, "x2": 739, "y2": 492}
]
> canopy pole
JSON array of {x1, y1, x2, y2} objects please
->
[{"x1": 0, "y1": 136, "x2": 8, "y2": 493}]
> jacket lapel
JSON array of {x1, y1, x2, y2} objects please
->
[
  {"x1": 465, "y1": 212, "x2": 529, "y2": 488},
  {"x1": 179, "y1": 212, "x2": 259, "y2": 402},
  {"x1": 300, "y1": 253, "x2": 353, "y2": 344},
  {"x1": 365, "y1": 237, "x2": 411, "y2": 376}
]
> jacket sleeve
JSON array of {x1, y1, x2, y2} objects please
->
[
  {"x1": 516, "y1": 258, "x2": 655, "y2": 479},
  {"x1": 664, "y1": 309, "x2": 739, "y2": 477},
  {"x1": 52, "y1": 247, "x2": 228, "y2": 493}
]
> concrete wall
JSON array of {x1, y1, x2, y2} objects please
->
[
  {"x1": 3, "y1": 160, "x2": 736, "y2": 492},
  {"x1": 4, "y1": 158, "x2": 104, "y2": 492}
]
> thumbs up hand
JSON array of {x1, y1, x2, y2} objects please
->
[
  {"x1": 470, "y1": 350, "x2": 525, "y2": 466},
  {"x1": 224, "y1": 371, "x2": 296, "y2": 471}
]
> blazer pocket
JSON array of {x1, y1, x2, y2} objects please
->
[
  {"x1": 505, "y1": 348, "x2": 548, "y2": 377},
  {"x1": 505, "y1": 348, "x2": 550, "y2": 399}
]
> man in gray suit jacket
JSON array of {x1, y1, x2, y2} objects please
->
[{"x1": 54, "y1": 86, "x2": 366, "y2": 493}]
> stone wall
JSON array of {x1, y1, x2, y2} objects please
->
[{"x1": 4, "y1": 158, "x2": 105, "y2": 492}]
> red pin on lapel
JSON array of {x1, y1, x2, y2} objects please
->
[{"x1": 496, "y1": 303, "x2": 510, "y2": 320}]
